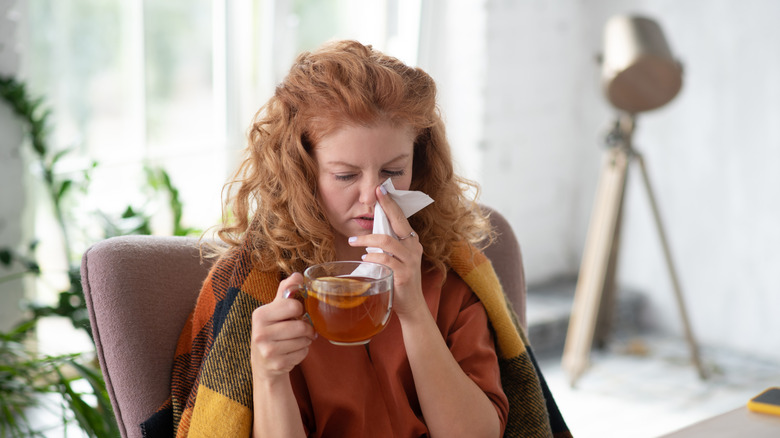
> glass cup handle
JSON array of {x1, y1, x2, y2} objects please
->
[
  {"x1": 283, "y1": 284, "x2": 306, "y2": 302},
  {"x1": 283, "y1": 284, "x2": 312, "y2": 326}
]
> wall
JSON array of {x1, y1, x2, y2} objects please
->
[
  {"x1": 0, "y1": 0, "x2": 25, "y2": 331},
  {"x1": 463, "y1": 0, "x2": 780, "y2": 362},
  {"x1": 481, "y1": 1, "x2": 601, "y2": 283},
  {"x1": 612, "y1": 0, "x2": 780, "y2": 362}
]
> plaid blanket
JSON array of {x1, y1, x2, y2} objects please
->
[{"x1": 142, "y1": 241, "x2": 571, "y2": 437}]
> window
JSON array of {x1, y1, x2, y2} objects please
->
[{"x1": 23, "y1": 0, "x2": 422, "y2": 309}]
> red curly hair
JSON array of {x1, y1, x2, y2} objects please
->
[{"x1": 217, "y1": 40, "x2": 493, "y2": 275}]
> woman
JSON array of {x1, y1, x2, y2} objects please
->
[{"x1": 144, "y1": 40, "x2": 569, "y2": 438}]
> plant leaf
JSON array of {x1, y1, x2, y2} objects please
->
[
  {"x1": 0, "y1": 249, "x2": 10, "y2": 266},
  {"x1": 56, "y1": 179, "x2": 74, "y2": 203}
]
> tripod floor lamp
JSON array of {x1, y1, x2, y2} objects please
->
[{"x1": 561, "y1": 15, "x2": 708, "y2": 386}]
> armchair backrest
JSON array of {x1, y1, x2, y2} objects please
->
[
  {"x1": 81, "y1": 206, "x2": 525, "y2": 437},
  {"x1": 82, "y1": 235, "x2": 212, "y2": 438}
]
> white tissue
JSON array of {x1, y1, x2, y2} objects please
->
[
  {"x1": 366, "y1": 178, "x2": 434, "y2": 253},
  {"x1": 352, "y1": 179, "x2": 434, "y2": 277}
]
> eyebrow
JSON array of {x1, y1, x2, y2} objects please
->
[{"x1": 324, "y1": 153, "x2": 411, "y2": 168}]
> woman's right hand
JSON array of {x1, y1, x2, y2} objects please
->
[{"x1": 250, "y1": 273, "x2": 317, "y2": 382}]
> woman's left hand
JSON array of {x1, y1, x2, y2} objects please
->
[{"x1": 348, "y1": 185, "x2": 426, "y2": 318}]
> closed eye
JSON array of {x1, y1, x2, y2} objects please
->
[
  {"x1": 335, "y1": 170, "x2": 404, "y2": 181},
  {"x1": 382, "y1": 169, "x2": 405, "y2": 177}
]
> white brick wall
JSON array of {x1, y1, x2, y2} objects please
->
[{"x1": 429, "y1": 0, "x2": 780, "y2": 362}]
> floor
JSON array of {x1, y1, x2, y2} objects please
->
[
  {"x1": 526, "y1": 281, "x2": 780, "y2": 438},
  {"x1": 535, "y1": 335, "x2": 780, "y2": 437}
]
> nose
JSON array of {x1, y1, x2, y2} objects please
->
[{"x1": 358, "y1": 176, "x2": 380, "y2": 206}]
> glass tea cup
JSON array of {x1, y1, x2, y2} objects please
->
[{"x1": 284, "y1": 261, "x2": 393, "y2": 346}]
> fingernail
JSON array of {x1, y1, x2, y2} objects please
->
[
  {"x1": 361, "y1": 254, "x2": 367, "y2": 260},
  {"x1": 379, "y1": 185, "x2": 387, "y2": 195},
  {"x1": 348, "y1": 236, "x2": 357, "y2": 243}
]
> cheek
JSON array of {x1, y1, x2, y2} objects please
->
[
  {"x1": 317, "y1": 182, "x2": 348, "y2": 213},
  {"x1": 404, "y1": 174, "x2": 414, "y2": 190},
  {"x1": 317, "y1": 185, "x2": 335, "y2": 212},
  {"x1": 396, "y1": 172, "x2": 413, "y2": 191}
]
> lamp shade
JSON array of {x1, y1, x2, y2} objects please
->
[{"x1": 601, "y1": 15, "x2": 682, "y2": 114}]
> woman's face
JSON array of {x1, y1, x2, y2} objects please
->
[{"x1": 314, "y1": 122, "x2": 415, "y2": 260}]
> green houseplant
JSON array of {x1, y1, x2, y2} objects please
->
[{"x1": 1, "y1": 75, "x2": 198, "y2": 436}]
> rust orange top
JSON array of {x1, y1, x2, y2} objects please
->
[{"x1": 291, "y1": 268, "x2": 509, "y2": 437}]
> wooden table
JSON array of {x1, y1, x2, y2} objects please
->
[{"x1": 660, "y1": 406, "x2": 780, "y2": 437}]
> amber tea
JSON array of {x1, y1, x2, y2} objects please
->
[{"x1": 286, "y1": 262, "x2": 393, "y2": 346}]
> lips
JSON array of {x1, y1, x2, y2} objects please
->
[{"x1": 354, "y1": 215, "x2": 374, "y2": 230}]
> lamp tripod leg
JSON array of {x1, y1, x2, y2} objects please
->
[
  {"x1": 634, "y1": 152, "x2": 708, "y2": 380},
  {"x1": 562, "y1": 147, "x2": 630, "y2": 386}
]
